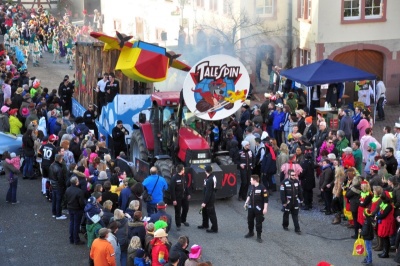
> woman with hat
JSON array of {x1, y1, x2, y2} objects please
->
[
  {"x1": 375, "y1": 191, "x2": 396, "y2": 258},
  {"x1": 185, "y1": 244, "x2": 202, "y2": 266},
  {"x1": 150, "y1": 229, "x2": 169, "y2": 266},
  {"x1": 9, "y1": 108, "x2": 22, "y2": 135},
  {"x1": 11, "y1": 87, "x2": 24, "y2": 109}
]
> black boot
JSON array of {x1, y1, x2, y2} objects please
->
[
  {"x1": 378, "y1": 238, "x2": 389, "y2": 258},
  {"x1": 244, "y1": 231, "x2": 254, "y2": 238},
  {"x1": 256, "y1": 233, "x2": 263, "y2": 243}
]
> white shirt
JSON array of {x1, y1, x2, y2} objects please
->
[
  {"x1": 376, "y1": 81, "x2": 386, "y2": 99},
  {"x1": 381, "y1": 133, "x2": 396, "y2": 156},
  {"x1": 97, "y1": 79, "x2": 108, "y2": 92}
]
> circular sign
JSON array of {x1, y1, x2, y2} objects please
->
[{"x1": 183, "y1": 54, "x2": 250, "y2": 121}]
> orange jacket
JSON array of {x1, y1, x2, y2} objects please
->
[{"x1": 90, "y1": 238, "x2": 116, "y2": 266}]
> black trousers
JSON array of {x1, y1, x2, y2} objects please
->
[
  {"x1": 274, "y1": 130, "x2": 283, "y2": 147},
  {"x1": 303, "y1": 188, "x2": 313, "y2": 207},
  {"x1": 283, "y1": 204, "x2": 300, "y2": 231},
  {"x1": 377, "y1": 97, "x2": 385, "y2": 119},
  {"x1": 174, "y1": 197, "x2": 189, "y2": 227},
  {"x1": 261, "y1": 173, "x2": 273, "y2": 191},
  {"x1": 322, "y1": 190, "x2": 333, "y2": 212},
  {"x1": 351, "y1": 210, "x2": 360, "y2": 236},
  {"x1": 201, "y1": 204, "x2": 218, "y2": 231},
  {"x1": 239, "y1": 170, "x2": 250, "y2": 200},
  {"x1": 248, "y1": 208, "x2": 264, "y2": 234}
]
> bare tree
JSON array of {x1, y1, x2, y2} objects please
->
[{"x1": 195, "y1": 1, "x2": 285, "y2": 60}]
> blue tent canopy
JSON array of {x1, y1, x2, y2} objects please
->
[{"x1": 280, "y1": 59, "x2": 376, "y2": 86}]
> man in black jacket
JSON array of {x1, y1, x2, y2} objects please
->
[
  {"x1": 170, "y1": 164, "x2": 191, "y2": 231},
  {"x1": 49, "y1": 154, "x2": 67, "y2": 220},
  {"x1": 198, "y1": 165, "x2": 218, "y2": 233},
  {"x1": 83, "y1": 103, "x2": 98, "y2": 139},
  {"x1": 38, "y1": 134, "x2": 58, "y2": 199},
  {"x1": 169, "y1": 235, "x2": 189, "y2": 266},
  {"x1": 58, "y1": 75, "x2": 74, "y2": 114},
  {"x1": 383, "y1": 147, "x2": 398, "y2": 175},
  {"x1": 112, "y1": 120, "x2": 128, "y2": 158},
  {"x1": 65, "y1": 176, "x2": 85, "y2": 245},
  {"x1": 314, "y1": 121, "x2": 329, "y2": 151},
  {"x1": 280, "y1": 169, "x2": 303, "y2": 234}
]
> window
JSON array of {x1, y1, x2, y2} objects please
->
[
  {"x1": 365, "y1": 0, "x2": 382, "y2": 18},
  {"x1": 342, "y1": 0, "x2": 386, "y2": 23},
  {"x1": 343, "y1": 0, "x2": 360, "y2": 19},
  {"x1": 196, "y1": 0, "x2": 204, "y2": 8},
  {"x1": 210, "y1": 0, "x2": 218, "y2": 12},
  {"x1": 298, "y1": 0, "x2": 312, "y2": 21},
  {"x1": 256, "y1": 0, "x2": 274, "y2": 16},
  {"x1": 299, "y1": 49, "x2": 311, "y2": 66}
]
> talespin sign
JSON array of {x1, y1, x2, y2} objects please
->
[{"x1": 183, "y1": 55, "x2": 250, "y2": 121}]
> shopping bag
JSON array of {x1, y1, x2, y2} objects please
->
[{"x1": 352, "y1": 234, "x2": 366, "y2": 256}]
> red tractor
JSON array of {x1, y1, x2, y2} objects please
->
[{"x1": 130, "y1": 91, "x2": 237, "y2": 200}]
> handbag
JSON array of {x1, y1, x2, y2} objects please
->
[
  {"x1": 352, "y1": 234, "x2": 367, "y2": 256},
  {"x1": 143, "y1": 175, "x2": 159, "y2": 202}
]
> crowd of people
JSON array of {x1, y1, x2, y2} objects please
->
[
  {"x1": 1, "y1": 3, "x2": 399, "y2": 265},
  {"x1": 227, "y1": 80, "x2": 400, "y2": 265}
]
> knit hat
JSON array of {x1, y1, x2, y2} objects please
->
[
  {"x1": 157, "y1": 201, "x2": 167, "y2": 209},
  {"x1": 241, "y1": 140, "x2": 250, "y2": 147},
  {"x1": 135, "y1": 248, "x2": 145, "y2": 258},
  {"x1": 10, "y1": 152, "x2": 16, "y2": 158},
  {"x1": 154, "y1": 220, "x2": 168, "y2": 231},
  {"x1": 368, "y1": 142, "x2": 377, "y2": 150},
  {"x1": 305, "y1": 116, "x2": 312, "y2": 124}
]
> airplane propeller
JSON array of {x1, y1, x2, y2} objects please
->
[
  {"x1": 116, "y1": 31, "x2": 133, "y2": 48},
  {"x1": 166, "y1": 52, "x2": 181, "y2": 67}
]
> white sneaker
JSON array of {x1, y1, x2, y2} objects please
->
[{"x1": 56, "y1": 215, "x2": 67, "y2": 220}]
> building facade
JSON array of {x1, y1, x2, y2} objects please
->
[{"x1": 99, "y1": 0, "x2": 400, "y2": 103}]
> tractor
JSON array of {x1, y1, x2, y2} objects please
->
[{"x1": 130, "y1": 90, "x2": 237, "y2": 200}]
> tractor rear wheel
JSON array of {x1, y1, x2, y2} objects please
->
[
  {"x1": 131, "y1": 129, "x2": 148, "y2": 162},
  {"x1": 155, "y1": 159, "x2": 173, "y2": 203}
]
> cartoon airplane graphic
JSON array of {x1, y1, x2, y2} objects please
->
[{"x1": 90, "y1": 31, "x2": 191, "y2": 83}]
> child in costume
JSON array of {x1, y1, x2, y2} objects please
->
[
  {"x1": 359, "y1": 209, "x2": 374, "y2": 265},
  {"x1": 52, "y1": 34, "x2": 60, "y2": 63},
  {"x1": 357, "y1": 181, "x2": 372, "y2": 226}
]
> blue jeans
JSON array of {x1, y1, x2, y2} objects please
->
[
  {"x1": 52, "y1": 189, "x2": 62, "y2": 217},
  {"x1": 23, "y1": 156, "x2": 34, "y2": 178},
  {"x1": 120, "y1": 251, "x2": 127, "y2": 266},
  {"x1": 69, "y1": 209, "x2": 83, "y2": 243},
  {"x1": 365, "y1": 240, "x2": 372, "y2": 263},
  {"x1": 146, "y1": 203, "x2": 157, "y2": 216},
  {"x1": 6, "y1": 178, "x2": 18, "y2": 203}
]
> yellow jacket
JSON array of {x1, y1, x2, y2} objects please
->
[{"x1": 9, "y1": 116, "x2": 22, "y2": 135}]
